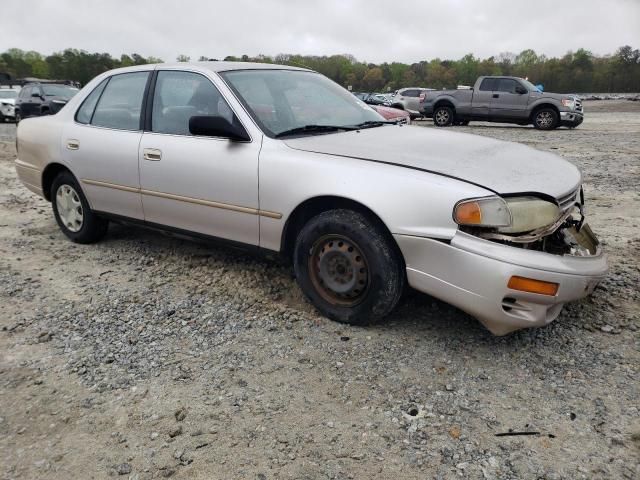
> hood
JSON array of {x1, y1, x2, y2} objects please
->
[
  {"x1": 372, "y1": 105, "x2": 410, "y2": 120},
  {"x1": 283, "y1": 125, "x2": 581, "y2": 198},
  {"x1": 529, "y1": 91, "x2": 569, "y2": 101},
  {"x1": 0, "y1": 98, "x2": 15, "y2": 105}
]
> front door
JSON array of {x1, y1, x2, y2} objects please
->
[
  {"x1": 138, "y1": 70, "x2": 261, "y2": 246},
  {"x1": 61, "y1": 71, "x2": 151, "y2": 219},
  {"x1": 489, "y1": 78, "x2": 530, "y2": 119}
]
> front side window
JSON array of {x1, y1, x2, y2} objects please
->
[
  {"x1": 221, "y1": 69, "x2": 382, "y2": 138},
  {"x1": 151, "y1": 71, "x2": 234, "y2": 135},
  {"x1": 497, "y1": 79, "x2": 518, "y2": 94},
  {"x1": 91, "y1": 72, "x2": 149, "y2": 131},
  {"x1": 75, "y1": 79, "x2": 108, "y2": 124},
  {"x1": 19, "y1": 87, "x2": 31, "y2": 98},
  {"x1": 42, "y1": 84, "x2": 79, "y2": 99}
]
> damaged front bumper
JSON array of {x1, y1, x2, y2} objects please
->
[
  {"x1": 395, "y1": 221, "x2": 607, "y2": 335},
  {"x1": 560, "y1": 110, "x2": 584, "y2": 127}
]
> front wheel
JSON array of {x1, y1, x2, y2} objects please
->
[
  {"x1": 293, "y1": 209, "x2": 405, "y2": 325},
  {"x1": 51, "y1": 171, "x2": 108, "y2": 243},
  {"x1": 433, "y1": 106, "x2": 454, "y2": 127},
  {"x1": 533, "y1": 108, "x2": 559, "y2": 130},
  {"x1": 15, "y1": 112, "x2": 21, "y2": 124}
]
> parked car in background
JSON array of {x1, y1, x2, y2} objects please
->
[
  {"x1": 353, "y1": 92, "x2": 391, "y2": 106},
  {"x1": 15, "y1": 83, "x2": 79, "y2": 122},
  {"x1": 0, "y1": 87, "x2": 20, "y2": 122},
  {"x1": 389, "y1": 87, "x2": 434, "y2": 119},
  {"x1": 14, "y1": 62, "x2": 606, "y2": 336},
  {"x1": 422, "y1": 76, "x2": 583, "y2": 130},
  {"x1": 371, "y1": 104, "x2": 410, "y2": 124}
]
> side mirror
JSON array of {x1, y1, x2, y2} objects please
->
[
  {"x1": 31, "y1": 92, "x2": 42, "y2": 98},
  {"x1": 189, "y1": 115, "x2": 250, "y2": 141},
  {"x1": 515, "y1": 86, "x2": 528, "y2": 95}
]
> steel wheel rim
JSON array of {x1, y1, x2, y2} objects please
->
[
  {"x1": 56, "y1": 184, "x2": 83, "y2": 232},
  {"x1": 435, "y1": 109, "x2": 450, "y2": 125},
  {"x1": 308, "y1": 234, "x2": 369, "y2": 306},
  {"x1": 536, "y1": 111, "x2": 553, "y2": 128}
]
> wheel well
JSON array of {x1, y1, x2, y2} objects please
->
[
  {"x1": 434, "y1": 100, "x2": 455, "y2": 112},
  {"x1": 280, "y1": 196, "x2": 401, "y2": 262},
  {"x1": 530, "y1": 103, "x2": 559, "y2": 121},
  {"x1": 41, "y1": 163, "x2": 72, "y2": 201}
]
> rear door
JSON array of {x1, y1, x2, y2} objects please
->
[
  {"x1": 61, "y1": 71, "x2": 150, "y2": 219},
  {"x1": 138, "y1": 69, "x2": 260, "y2": 245},
  {"x1": 470, "y1": 78, "x2": 496, "y2": 118},
  {"x1": 489, "y1": 78, "x2": 530, "y2": 119},
  {"x1": 400, "y1": 89, "x2": 420, "y2": 111}
]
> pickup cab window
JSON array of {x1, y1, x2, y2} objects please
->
[
  {"x1": 479, "y1": 78, "x2": 499, "y2": 91},
  {"x1": 497, "y1": 79, "x2": 519, "y2": 94}
]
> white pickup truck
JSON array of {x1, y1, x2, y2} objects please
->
[{"x1": 422, "y1": 76, "x2": 583, "y2": 130}]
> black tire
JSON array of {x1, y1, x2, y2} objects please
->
[
  {"x1": 293, "y1": 209, "x2": 405, "y2": 326},
  {"x1": 532, "y1": 108, "x2": 559, "y2": 130},
  {"x1": 51, "y1": 171, "x2": 108, "y2": 244},
  {"x1": 433, "y1": 105, "x2": 454, "y2": 127},
  {"x1": 15, "y1": 111, "x2": 21, "y2": 124}
]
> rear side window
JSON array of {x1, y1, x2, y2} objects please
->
[
  {"x1": 91, "y1": 72, "x2": 149, "y2": 131},
  {"x1": 497, "y1": 79, "x2": 518, "y2": 93},
  {"x1": 479, "y1": 78, "x2": 498, "y2": 91},
  {"x1": 151, "y1": 70, "x2": 234, "y2": 135},
  {"x1": 75, "y1": 79, "x2": 109, "y2": 124},
  {"x1": 402, "y1": 89, "x2": 420, "y2": 97}
]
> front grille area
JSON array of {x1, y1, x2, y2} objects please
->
[{"x1": 575, "y1": 98, "x2": 583, "y2": 112}]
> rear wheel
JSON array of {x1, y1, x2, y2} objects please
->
[
  {"x1": 533, "y1": 108, "x2": 559, "y2": 130},
  {"x1": 293, "y1": 209, "x2": 405, "y2": 325},
  {"x1": 51, "y1": 171, "x2": 108, "y2": 243},
  {"x1": 433, "y1": 106, "x2": 454, "y2": 127}
]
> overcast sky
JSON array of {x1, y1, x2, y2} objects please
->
[{"x1": 2, "y1": 0, "x2": 639, "y2": 63}]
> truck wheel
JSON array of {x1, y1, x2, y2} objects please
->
[
  {"x1": 293, "y1": 209, "x2": 405, "y2": 326},
  {"x1": 533, "y1": 108, "x2": 559, "y2": 130},
  {"x1": 433, "y1": 106, "x2": 454, "y2": 127}
]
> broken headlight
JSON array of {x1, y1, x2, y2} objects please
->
[{"x1": 454, "y1": 195, "x2": 561, "y2": 234}]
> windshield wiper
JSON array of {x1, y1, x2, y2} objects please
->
[
  {"x1": 274, "y1": 124, "x2": 357, "y2": 138},
  {"x1": 350, "y1": 120, "x2": 399, "y2": 128}
]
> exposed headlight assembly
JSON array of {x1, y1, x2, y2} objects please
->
[
  {"x1": 454, "y1": 195, "x2": 561, "y2": 234},
  {"x1": 561, "y1": 98, "x2": 576, "y2": 109}
]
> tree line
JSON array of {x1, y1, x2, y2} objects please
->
[{"x1": 1, "y1": 46, "x2": 639, "y2": 93}]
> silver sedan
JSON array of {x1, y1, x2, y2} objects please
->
[{"x1": 14, "y1": 62, "x2": 607, "y2": 335}]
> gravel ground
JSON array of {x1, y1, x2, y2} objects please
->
[{"x1": 0, "y1": 101, "x2": 638, "y2": 479}]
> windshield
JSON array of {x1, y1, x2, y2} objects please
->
[
  {"x1": 221, "y1": 69, "x2": 384, "y2": 137},
  {"x1": 0, "y1": 90, "x2": 18, "y2": 99},
  {"x1": 41, "y1": 84, "x2": 79, "y2": 98}
]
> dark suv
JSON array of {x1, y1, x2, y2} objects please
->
[{"x1": 15, "y1": 83, "x2": 79, "y2": 122}]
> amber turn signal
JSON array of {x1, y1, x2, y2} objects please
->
[
  {"x1": 507, "y1": 276, "x2": 559, "y2": 296},
  {"x1": 454, "y1": 201, "x2": 482, "y2": 224}
]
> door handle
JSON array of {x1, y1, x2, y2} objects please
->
[
  {"x1": 66, "y1": 139, "x2": 80, "y2": 150},
  {"x1": 143, "y1": 148, "x2": 162, "y2": 161},
  {"x1": 492, "y1": 94, "x2": 500, "y2": 98}
]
